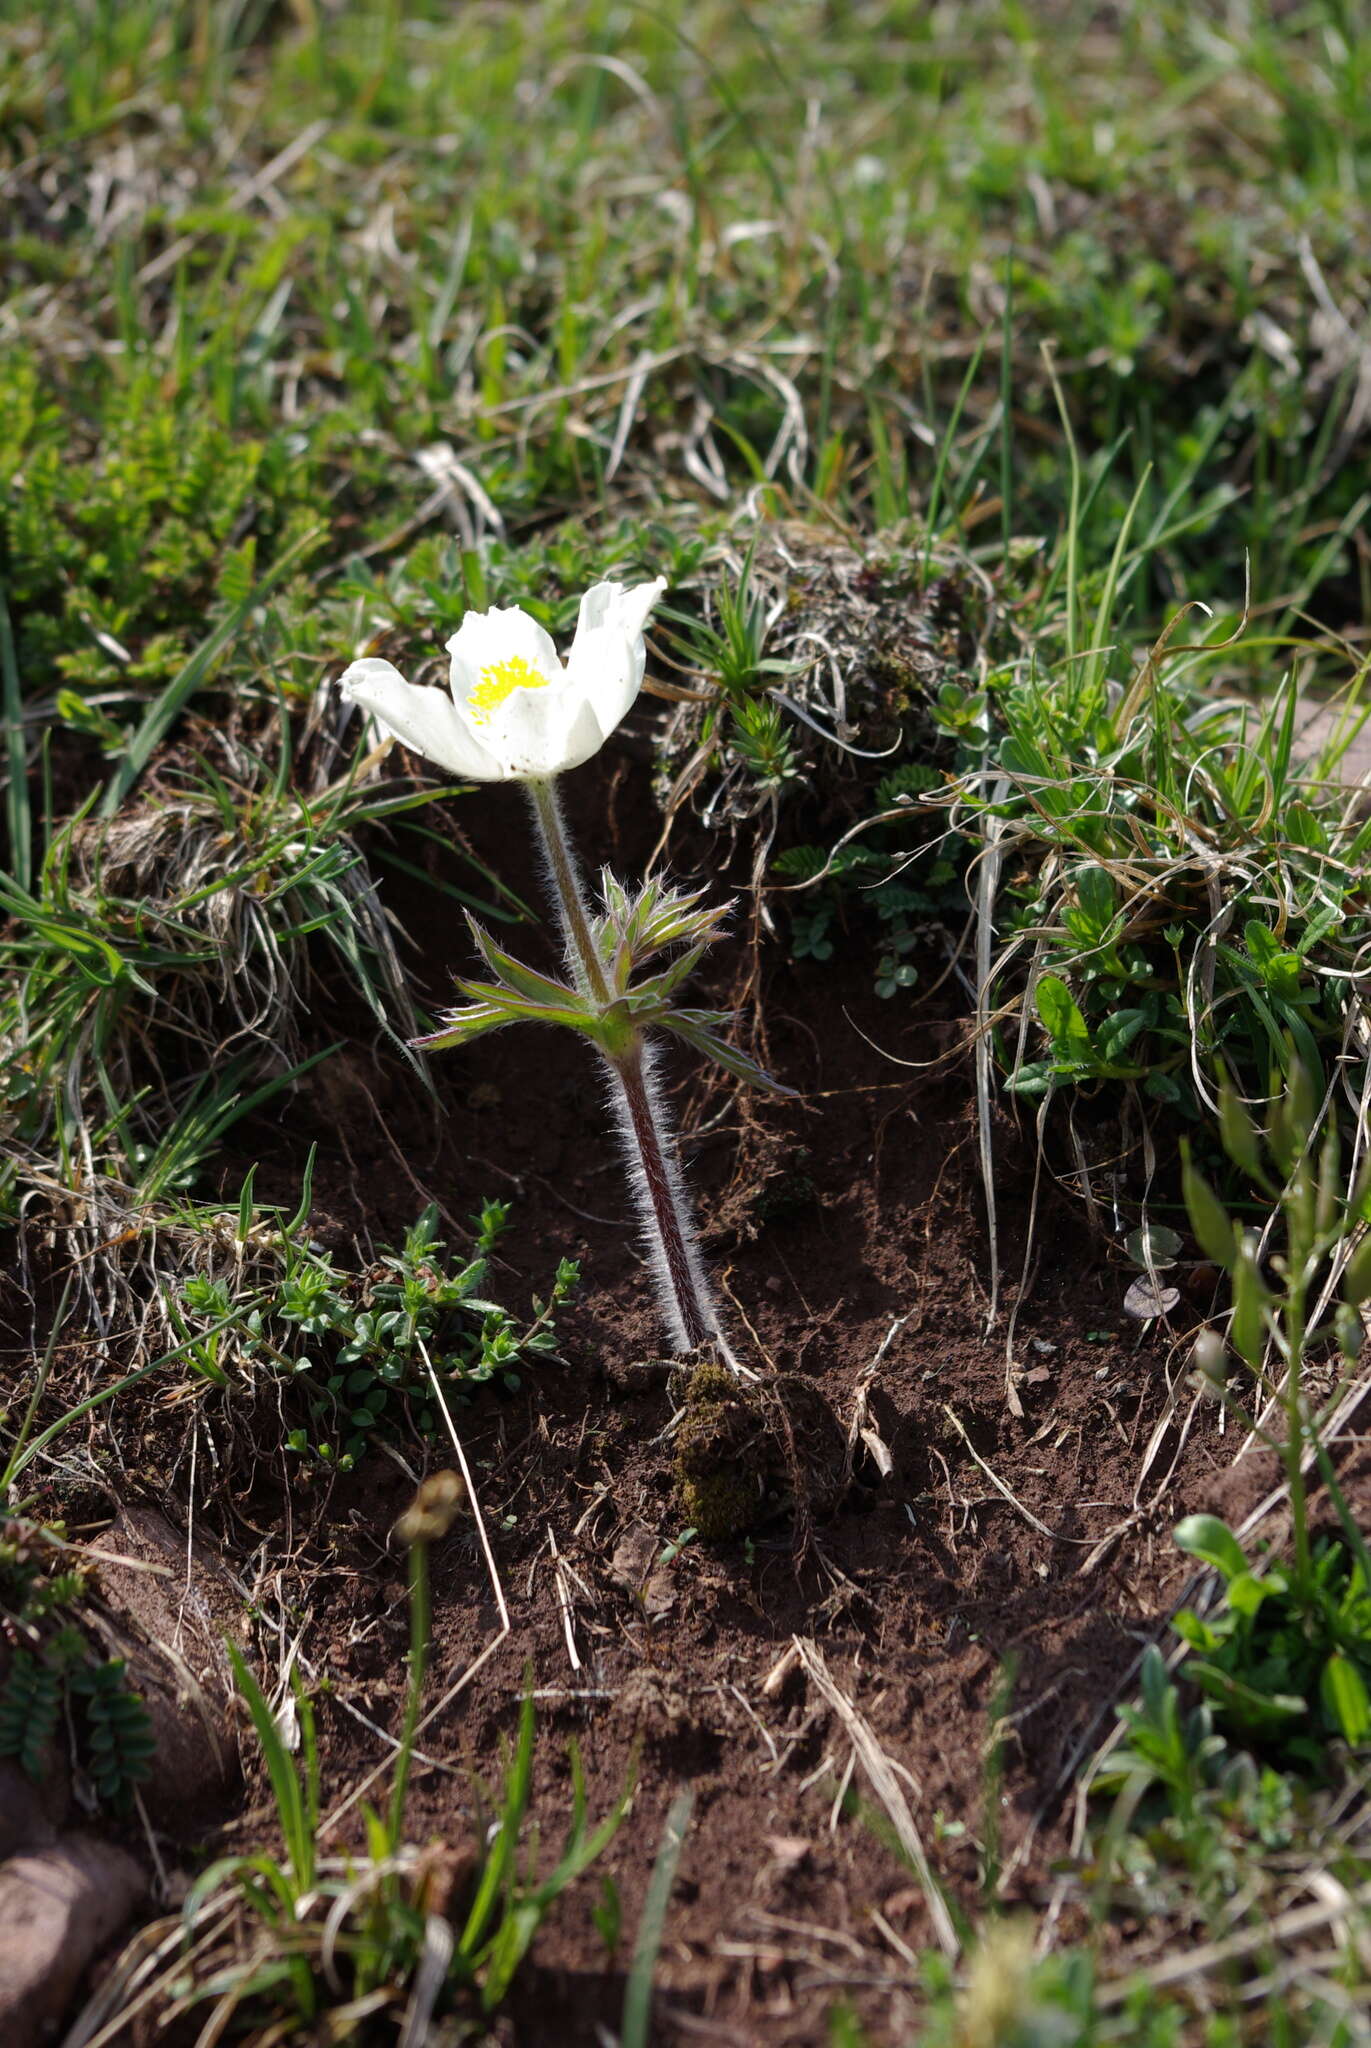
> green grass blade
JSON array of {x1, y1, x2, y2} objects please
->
[
  {"x1": 225, "y1": 1640, "x2": 314, "y2": 1895},
  {"x1": 460, "y1": 1691, "x2": 536, "y2": 1958},
  {"x1": 921, "y1": 332, "x2": 988, "y2": 579},
  {"x1": 621, "y1": 1788, "x2": 694, "y2": 2048},
  {"x1": 999, "y1": 245, "x2": 1016, "y2": 565},
  {"x1": 0, "y1": 580, "x2": 29, "y2": 894}
]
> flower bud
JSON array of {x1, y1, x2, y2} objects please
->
[
  {"x1": 395, "y1": 1470, "x2": 468, "y2": 1547},
  {"x1": 1190, "y1": 1328, "x2": 1229, "y2": 1398}
]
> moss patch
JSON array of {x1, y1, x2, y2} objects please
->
[{"x1": 673, "y1": 1361, "x2": 846, "y2": 1545}]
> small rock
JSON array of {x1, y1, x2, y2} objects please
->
[
  {"x1": 0, "y1": 1836, "x2": 145, "y2": 2046},
  {"x1": 764, "y1": 1834, "x2": 812, "y2": 1872},
  {"x1": 93, "y1": 1507, "x2": 245, "y2": 1828}
]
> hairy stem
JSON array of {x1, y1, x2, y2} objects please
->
[
  {"x1": 609, "y1": 1041, "x2": 716, "y2": 1352},
  {"x1": 525, "y1": 775, "x2": 610, "y2": 1004},
  {"x1": 524, "y1": 772, "x2": 725, "y2": 1359}
]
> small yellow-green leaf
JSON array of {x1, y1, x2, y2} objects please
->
[
  {"x1": 1321, "y1": 1653, "x2": 1371, "y2": 1746},
  {"x1": 1035, "y1": 973, "x2": 1091, "y2": 1057},
  {"x1": 1174, "y1": 1514, "x2": 1248, "y2": 1582},
  {"x1": 1218, "y1": 1079, "x2": 1262, "y2": 1178},
  {"x1": 1232, "y1": 1242, "x2": 1268, "y2": 1373},
  {"x1": 1344, "y1": 1234, "x2": 1371, "y2": 1308}
]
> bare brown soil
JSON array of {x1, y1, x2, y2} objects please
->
[{"x1": 15, "y1": 755, "x2": 1269, "y2": 2045}]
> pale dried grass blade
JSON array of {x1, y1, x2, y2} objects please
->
[{"x1": 792, "y1": 1637, "x2": 959, "y2": 1958}]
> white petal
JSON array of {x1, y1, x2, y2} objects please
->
[
  {"x1": 574, "y1": 581, "x2": 618, "y2": 636},
  {"x1": 480, "y1": 692, "x2": 559, "y2": 776},
  {"x1": 556, "y1": 690, "x2": 618, "y2": 774},
  {"x1": 564, "y1": 618, "x2": 649, "y2": 746},
  {"x1": 574, "y1": 576, "x2": 666, "y2": 646},
  {"x1": 338, "y1": 659, "x2": 504, "y2": 780},
  {"x1": 565, "y1": 577, "x2": 666, "y2": 748}
]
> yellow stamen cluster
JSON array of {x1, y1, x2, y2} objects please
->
[{"x1": 468, "y1": 653, "x2": 551, "y2": 723}]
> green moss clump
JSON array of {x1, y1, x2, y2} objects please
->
[
  {"x1": 673, "y1": 1362, "x2": 769, "y2": 1544},
  {"x1": 672, "y1": 1361, "x2": 848, "y2": 1544},
  {"x1": 677, "y1": 1465, "x2": 760, "y2": 1546}
]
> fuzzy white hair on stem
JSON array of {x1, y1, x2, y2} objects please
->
[{"x1": 603, "y1": 1038, "x2": 717, "y2": 1353}]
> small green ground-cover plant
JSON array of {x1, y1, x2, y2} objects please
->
[
  {"x1": 1081, "y1": 1637, "x2": 1365, "y2": 2042},
  {"x1": 830, "y1": 1918, "x2": 1368, "y2": 2048},
  {"x1": 0, "y1": 350, "x2": 326, "y2": 710},
  {"x1": 0, "y1": 1514, "x2": 155, "y2": 1813},
  {"x1": 981, "y1": 665, "x2": 1371, "y2": 1125},
  {"x1": 174, "y1": 1176, "x2": 578, "y2": 1471},
  {"x1": 1164, "y1": 1056, "x2": 1371, "y2": 1770},
  {"x1": 1095, "y1": 1642, "x2": 1298, "y2": 1888},
  {"x1": 830, "y1": 1938, "x2": 1255, "y2": 2048}
]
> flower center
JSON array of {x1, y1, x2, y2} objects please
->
[{"x1": 468, "y1": 653, "x2": 552, "y2": 723}]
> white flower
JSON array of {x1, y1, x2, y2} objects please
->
[{"x1": 337, "y1": 577, "x2": 667, "y2": 782}]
